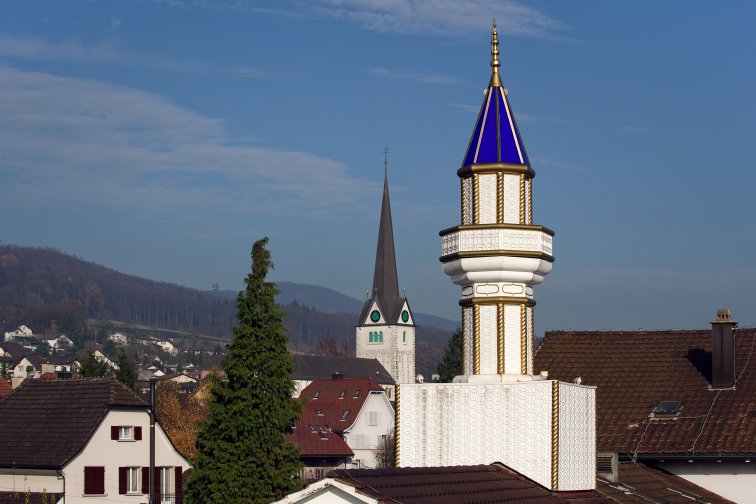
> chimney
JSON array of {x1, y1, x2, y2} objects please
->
[{"x1": 711, "y1": 309, "x2": 737, "y2": 388}]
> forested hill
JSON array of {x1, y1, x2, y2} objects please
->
[
  {"x1": 0, "y1": 245, "x2": 454, "y2": 375},
  {"x1": 0, "y1": 245, "x2": 237, "y2": 338}
]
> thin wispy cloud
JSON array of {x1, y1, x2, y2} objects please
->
[
  {"x1": 152, "y1": 0, "x2": 567, "y2": 39},
  {"x1": 518, "y1": 113, "x2": 575, "y2": 126},
  {"x1": 0, "y1": 66, "x2": 372, "y2": 216},
  {"x1": 449, "y1": 102, "x2": 481, "y2": 114},
  {"x1": 368, "y1": 67, "x2": 458, "y2": 84},
  {"x1": 0, "y1": 36, "x2": 215, "y2": 73},
  {"x1": 98, "y1": 16, "x2": 123, "y2": 35}
]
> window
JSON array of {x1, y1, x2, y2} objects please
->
[
  {"x1": 655, "y1": 400, "x2": 682, "y2": 414},
  {"x1": 84, "y1": 466, "x2": 105, "y2": 495},
  {"x1": 403, "y1": 331, "x2": 406, "y2": 343},
  {"x1": 339, "y1": 390, "x2": 346, "y2": 399},
  {"x1": 313, "y1": 390, "x2": 320, "y2": 399},
  {"x1": 340, "y1": 410, "x2": 350, "y2": 421},
  {"x1": 119, "y1": 467, "x2": 140, "y2": 495},
  {"x1": 355, "y1": 434, "x2": 366, "y2": 449},
  {"x1": 353, "y1": 389, "x2": 361, "y2": 398},
  {"x1": 160, "y1": 467, "x2": 173, "y2": 503},
  {"x1": 379, "y1": 331, "x2": 383, "y2": 343},
  {"x1": 111, "y1": 425, "x2": 142, "y2": 441},
  {"x1": 368, "y1": 411, "x2": 380, "y2": 426}
]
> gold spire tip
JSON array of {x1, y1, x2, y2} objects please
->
[{"x1": 489, "y1": 20, "x2": 502, "y2": 87}]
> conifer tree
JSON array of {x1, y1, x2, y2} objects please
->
[
  {"x1": 114, "y1": 347, "x2": 138, "y2": 389},
  {"x1": 185, "y1": 238, "x2": 302, "y2": 503},
  {"x1": 436, "y1": 327, "x2": 462, "y2": 382}
]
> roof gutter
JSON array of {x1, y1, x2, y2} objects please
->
[{"x1": 624, "y1": 453, "x2": 756, "y2": 462}]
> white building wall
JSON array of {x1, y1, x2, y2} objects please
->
[
  {"x1": 0, "y1": 469, "x2": 63, "y2": 497},
  {"x1": 343, "y1": 392, "x2": 394, "y2": 468},
  {"x1": 62, "y1": 409, "x2": 188, "y2": 504},
  {"x1": 657, "y1": 461, "x2": 756, "y2": 504},
  {"x1": 396, "y1": 381, "x2": 595, "y2": 491}
]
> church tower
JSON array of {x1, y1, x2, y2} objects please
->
[
  {"x1": 356, "y1": 162, "x2": 416, "y2": 384},
  {"x1": 440, "y1": 22, "x2": 553, "y2": 381}
]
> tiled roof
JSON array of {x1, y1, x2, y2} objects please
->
[
  {"x1": 292, "y1": 354, "x2": 395, "y2": 385},
  {"x1": 596, "y1": 463, "x2": 734, "y2": 503},
  {"x1": 301, "y1": 377, "x2": 385, "y2": 429},
  {"x1": 534, "y1": 329, "x2": 756, "y2": 457},
  {"x1": 0, "y1": 379, "x2": 11, "y2": 398},
  {"x1": 289, "y1": 423, "x2": 353, "y2": 458},
  {"x1": 329, "y1": 464, "x2": 580, "y2": 504},
  {"x1": 0, "y1": 377, "x2": 147, "y2": 468}
]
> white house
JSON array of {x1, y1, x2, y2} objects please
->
[
  {"x1": 4, "y1": 324, "x2": 34, "y2": 341},
  {"x1": 46, "y1": 334, "x2": 74, "y2": 352},
  {"x1": 0, "y1": 377, "x2": 189, "y2": 504},
  {"x1": 298, "y1": 377, "x2": 394, "y2": 468},
  {"x1": 108, "y1": 332, "x2": 128, "y2": 345}
]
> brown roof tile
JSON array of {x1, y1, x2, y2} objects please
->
[
  {"x1": 0, "y1": 377, "x2": 147, "y2": 468},
  {"x1": 596, "y1": 463, "x2": 734, "y2": 503},
  {"x1": 535, "y1": 329, "x2": 756, "y2": 457}
]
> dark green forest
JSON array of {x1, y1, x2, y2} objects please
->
[{"x1": 0, "y1": 245, "x2": 449, "y2": 375}]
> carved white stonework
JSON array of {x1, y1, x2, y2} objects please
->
[
  {"x1": 504, "y1": 304, "x2": 521, "y2": 375},
  {"x1": 503, "y1": 174, "x2": 520, "y2": 224},
  {"x1": 396, "y1": 381, "x2": 596, "y2": 492},
  {"x1": 478, "y1": 304, "x2": 497, "y2": 374},
  {"x1": 462, "y1": 307, "x2": 474, "y2": 375},
  {"x1": 557, "y1": 383, "x2": 597, "y2": 490},
  {"x1": 477, "y1": 174, "x2": 497, "y2": 224},
  {"x1": 462, "y1": 177, "x2": 473, "y2": 225},
  {"x1": 441, "y1": 228, "x2": 552, "y2": 257},
  {"x1": 463, "y1": 282, "x2": 530, "y2": 299}
]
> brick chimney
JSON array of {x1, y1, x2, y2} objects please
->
[{"x1": 711, "y1": 309, "x2": 737, "y2": 388}]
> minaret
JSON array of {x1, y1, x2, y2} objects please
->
[
  {"x1": 440, "y1": 21, "x2": 553, "y2": 381},
  {"x1": 356, "y1": 157, "x2": 416, "y2": 384}
]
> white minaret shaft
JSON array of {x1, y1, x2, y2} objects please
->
[{"x1": 440, "y1": 22, "x2": 554, "y2": 381}]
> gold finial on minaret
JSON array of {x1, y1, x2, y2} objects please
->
[{"x1": 489, "y1": 20, "x2": 502, "y2": 87}]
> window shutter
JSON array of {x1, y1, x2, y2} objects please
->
[
  {"x1": 142, "y1": 467, "x2": 149, "y2": 495},
  {"x1": 119, "y1": 467, "x2": 127, "y2": 494},
  {"x1": 85, "y1": 467, "x2": 105, "y2": 495},
  {"x1": 175, "y1": 466, "x2": 183, "y2": 495},
  {"x1": 111, "y1": 426, "x2": 119, "y2": 440},
  {"x1": 135, "y1": 426, "x2": 142, "y2": 440}
]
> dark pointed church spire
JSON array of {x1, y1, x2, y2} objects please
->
[{"x1": 372, "y1": 161, "x2": 400, "y2": 306}]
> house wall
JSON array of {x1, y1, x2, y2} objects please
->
[
  {"x1": 62, "y1": 409, "x2": 188, "y2": 504},
  {"x1": 656, "y1": 460, "x2": 756, "y2": 503},
  {"x1": 0, "y1": 469, "x2": 63, "y2": 495},
  {"x1": 343, "y1": 391, "x2": 394, "y2": 468}
]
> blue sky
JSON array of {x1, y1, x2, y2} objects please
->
[{"x1": 2, "y1": 1, "x2": 755, "y2": 332}]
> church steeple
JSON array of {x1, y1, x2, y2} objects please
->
[
  {"x1": 372, "y1": 170, "x2": 400, "y2": 310},
  {"x1": 356, "y1": 156, "x2": 416, "y2": 385}
]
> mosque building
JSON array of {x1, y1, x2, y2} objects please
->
[{"x1": 393, "y1": 23, "x2": 597, "y2": 492}]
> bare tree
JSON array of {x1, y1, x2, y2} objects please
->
[{"x1": 375, "y1": 428, "x2": 396, "y2": 468}]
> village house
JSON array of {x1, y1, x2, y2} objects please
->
[
  {"x1": 535, "y1": 309, "x2": 755, "y2": 502},
  {"x1": 291, "y1": 354, "x2": 396, "y2": 400},
  {"x1": 0, "y1": 377, "x2": 189, "y2": 504}
]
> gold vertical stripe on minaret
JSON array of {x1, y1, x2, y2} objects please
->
[
  {"x1": 520, "y1": 304, "x2": 527, "y2": 375},
  {"x1": 473, "y1": 305, "x2": 481, "y2": 374},
  {"x1": 473, "y1": 174, "x2": 481, "y2": 224},
  {"x1": 460, "y1": 178, "x2": 465, "y2": 224},
  {"x1": 528, "y1": 306, "x2": 534, "y2": 373},
  {"x1": 394, "y1": 383, "x2": 401, "y2": 467},
  {"x1": 461, "y1": 307, "x2": 468, "y2": 375},
  {"x1": 519, "y1": 174, "x2": 525, "y2": 225},
  {"x1": 528, "y1": 180, "x2": 533, "y2": 225},
  {"x1": 496, "y1": 172, "x2": 503, "y2": 224},
  {"x1": 497, "y1": 303, "x2": 505, "y2": 374},
  {"x1": 551, "y1": 380, "x2": 559, "y2": 490}
]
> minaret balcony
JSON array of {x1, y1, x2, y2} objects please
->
[{"x1": 440, "y1": 224, "x2": 553, "y2": 260}]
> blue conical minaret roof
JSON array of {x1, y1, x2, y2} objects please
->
[{"x1": 462, "y1": 22, "x2": 529, "y2": 168}]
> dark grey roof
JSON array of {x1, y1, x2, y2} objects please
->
[
  {"x1": 292, "y1": 354, "x2": 395, "y2": 385},
  {"x1": 358, "y1": 173, "x2": 406, "y2": 324},
  {"x1": 0, "y1": 377, "x2": 147, "y2": 468}
]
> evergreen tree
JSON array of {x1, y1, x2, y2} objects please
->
[
  {"x1": 78, "y1": 350, "x2": 110, "y2": 377},
  {"x1": 185, "y1": 238, "x2": 302, "y2": 503},
  {"x1": 436, "y1": 327, "x2": 462, "y2": 382},
  {"x1": 115, "y1": 347, "x2": 138, "y2": 389}
]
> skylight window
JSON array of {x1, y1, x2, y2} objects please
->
[
  {"x1": 340, "y1": 410, "x2": 350, "y2": 421},
  {"x1": 353, "y1": 389, "x2": 361, "y2": 398},
  {"x1": 655, "y1": 400, "x2": 682, "y2": 414},
  {"x1": 313, "y1": 391, "x2": 320, "y2": 399},
  {"x1": 339, "y1": 390, "x2": 346, "y2": 399},
  {"x1": 315, "y1": 408, "x2": 324, "y2": 416}
]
